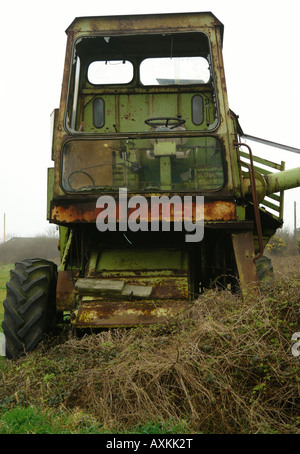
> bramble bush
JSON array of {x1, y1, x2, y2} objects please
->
[{"x1": 1, "y1": 272, "x2": 300, "y2": 434}]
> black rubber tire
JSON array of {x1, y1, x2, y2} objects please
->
[
  {"x1": 256, "y1": 255, "x2": 274, "y2": 287},
  {"x1": 2, "y1": 258, "x2": 57, "y2": 360}
]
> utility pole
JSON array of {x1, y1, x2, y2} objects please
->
[{"x1": 3, "y1": 213, "x2": 5, "y2": 243}]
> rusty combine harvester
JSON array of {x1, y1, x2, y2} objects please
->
[{"x1": 3, "y1": 12, "x2": 300, "y2": 359}]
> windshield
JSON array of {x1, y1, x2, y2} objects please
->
[{"x1": 62, "y1": 136, "x2": 224, "y2": 193}]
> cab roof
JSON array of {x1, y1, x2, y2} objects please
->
[{"x1": 66, "y1": 12, "x2": 224, "y2": 45}]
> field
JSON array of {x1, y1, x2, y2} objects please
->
[
  {"x1": 0, "y1": 255, "x2": 299, "y2": 434},
  {"x1": 0, "y1": 264, "x2": 12, "y2": 332}
]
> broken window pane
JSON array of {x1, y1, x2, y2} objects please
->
[
  {"x1": 88, "y1": 60, "x2": 133, "y2": 85},
  {"x1": 140, "y1": 57, "x2": 210, "y2": 86}
]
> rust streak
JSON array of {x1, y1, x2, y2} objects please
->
[
  {"x1": 56, "y1": 270, "x2": 76, "y2": 310},
  {"x1": 51, "y1": 200, "x2": 236, "y2": 223},
  {"x1": 73, "y1": 299, "x2": 190, "y2": 327}
]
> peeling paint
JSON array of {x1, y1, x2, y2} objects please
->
[
  {"x1": 51, "y1": 199, "x2": 236, "y2": 224},
  {"x1": 71, "y1": 298, "x2": 190, "y2": 327}
]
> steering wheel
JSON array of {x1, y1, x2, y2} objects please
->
[{"x1": 145, "y1": 116, "x2": 186, "y2": 129}]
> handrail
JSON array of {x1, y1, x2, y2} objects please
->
[
  {"x1": 237, "y1": 148, "x2": 285, "y2": 219},
  {"x1": 235, "y1": 142, "x2": 264, "y2": 261}
]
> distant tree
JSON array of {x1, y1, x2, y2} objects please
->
[{"x1": 44, "y1": 225, "x2": 59, "y2": 239}]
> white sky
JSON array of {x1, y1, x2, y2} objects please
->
[{"x1": 0, "y1": 0, "x2": 299, "y2": 240}]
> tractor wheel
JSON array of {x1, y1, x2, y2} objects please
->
[
  {"x1": 2, "y1": 258, "x2": 57, "y2": 360},
  {"x1": 256, "y1": 255, "x2": 274, "y2": 287}
]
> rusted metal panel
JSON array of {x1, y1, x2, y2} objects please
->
[
  {"x1": 85, "y1": 248, "x2": 190, "y2": 300},
  {"x1": 75, "y1": 276, "x2": 188, "y2": 300},
  {"x1": 232, "y1": 231, "x2": 259, "y2": 297},
  {"x1": 105, "y1": 277, "x2": 188, "y2": 300},
  {"x1": 70, "y1": 298, "x2": 190, "y2": 327},
  {"x1": 57, "y1": 263, "x2": 189, "y2": 311},
  {"x1": 51, "y1": 201, "x2": 97, "y2": 223},
  {"x1": 66, "y1": 13, "x2": 224, "y2": 39},
  {"x1": 57, "y1": 273, "x2": 188, "y2": 311},
  {"x1": 203, "y1": 200, "x2": 236, "y2": 221},
  {"x1": 148, "y1": 277, "x2": 188, "y2": 299},
  {"x1": 56, "y1": 270, "x2": 76, "y2": 310},
  {"x1": 50, "y1": 199, "x2": 236, "y2": 224}
]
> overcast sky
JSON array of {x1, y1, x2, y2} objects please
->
[{"x1": 0, "y1": 0, "x2": 299, "y2": 240}]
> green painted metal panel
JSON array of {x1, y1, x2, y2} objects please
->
[
  {"x1": 47, "y1": 168, "x2": 54, "y2": 220},
  {"x1": 81, "y1": 92, "x2": 215, "y2": 133},
  {"x1": 96, "y1": 249, "x2": 188, "y2": 272}
]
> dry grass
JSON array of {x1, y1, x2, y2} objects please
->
[
  {"x1": 0, "y1": 256, "x2": 300, "y2": 434},
  {"x1": 271, "y1": 254, "x2": 300, "y2": 280}
]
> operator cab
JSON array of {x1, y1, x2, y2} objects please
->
[{"x1": 61, "y1": 29, "x2": 225, "y2": 194}]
